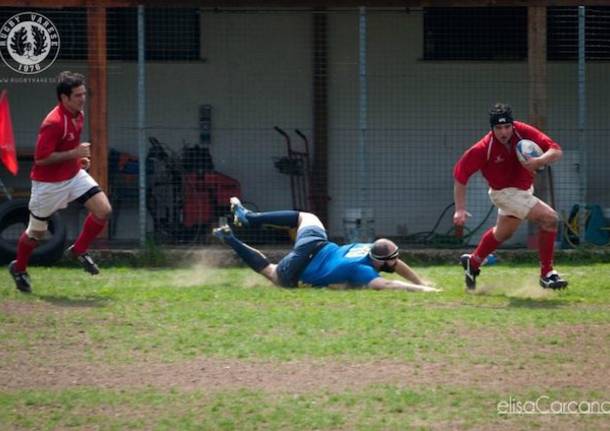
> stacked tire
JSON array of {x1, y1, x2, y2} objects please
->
[{"x1": 0, "y1": 199, "x2": 66, "y2": 265}]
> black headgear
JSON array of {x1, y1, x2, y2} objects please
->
[
  {"x1": 489, "y1": 103, "x2": 514, "y2": 128},
  {"x1": 369, "y1": 239, "x2": 400, "y2": 272},
  {"x1": 369, "y1": 247, "x2": 399, "y2": 261}
]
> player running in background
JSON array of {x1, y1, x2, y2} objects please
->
[
  {"x1": 8, "y1": 71, "x2": 112, "y2": 293},
  {"x1": 213, "y1": 197, "x2": 440, "y2": 292},
  {"x1": 453, "y1": 103, "x2": 567, "y2": 291}
]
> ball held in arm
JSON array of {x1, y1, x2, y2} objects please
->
[{"x1": 516, "y1": 139, "x2": 545, "y2": 171}]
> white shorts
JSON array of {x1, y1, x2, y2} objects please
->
[
  {"x1": 488, "y1": 186, "x2": 540, "y2": 220},
  {"x1": 29, "y1": 169, "x2": 99, "y2": 219}
]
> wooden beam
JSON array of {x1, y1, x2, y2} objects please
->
[
  {"x1": 87, "y1": 6, "x2": 109, "y2": 226},
  {"x1": 1, "y1": 0, "x2": 608, "y2": 8},
  {"x1": 0, "y1": 0, "x2": 131, "y2": 6}
]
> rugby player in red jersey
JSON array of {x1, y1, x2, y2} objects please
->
[
  {"x1": 453, "y1": 103, "x2": 567, "y2": 291},
  {"x1": 8, "y1": 71, "x2": 112, "y2": 293}
]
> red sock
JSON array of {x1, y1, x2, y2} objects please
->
[
  {"x1": 538, "y1": 229, "x2": 557, "y2": 276},
  {"x1": 73, "y1": 214, "x2": 106, "y2": 255},
  {"x1": 471, "y1": 227, "x2": 501, "y2": 270},
  {"x1": 15, "y1": 232, "x2": 38, "y2": 272}
]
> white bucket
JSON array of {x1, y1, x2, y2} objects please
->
[{"x1": 343, "y1": 208, "x2": 375, "y2": 243}]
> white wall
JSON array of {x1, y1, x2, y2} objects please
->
[
  {"x1": 327, "y1": 11, "x2": 609, "y2": 242},
  {"x1": 2, "y1": 8, "x2": 608, "y2": 244}
]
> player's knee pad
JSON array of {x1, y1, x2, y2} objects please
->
[{"x1": 26, "y1": 213, "x2": 49, "y2": 238}]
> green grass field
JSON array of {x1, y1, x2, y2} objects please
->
[{"x1": 1, "y1": 262, "x2": 609, "y2": 430}]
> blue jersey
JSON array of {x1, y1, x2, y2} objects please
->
[{"x1": 299, "y1": 242, "x2": 379, "y2": 287}]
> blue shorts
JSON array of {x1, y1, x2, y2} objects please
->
[{"x1": 276, "y1": 226, "x2": 328, "y2": 287}]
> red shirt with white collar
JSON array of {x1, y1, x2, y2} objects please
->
[
  {"x1": 453, "y1": 121, "x2": 561, "y2": 191},
  {"x1": 31, "y1": 103, "x2": 84, "y2": 182}
]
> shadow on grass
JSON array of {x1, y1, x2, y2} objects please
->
[
  {"x1": 507, "y1": 297, "x2": 567, "y2": 309},
  {"x1": 36, "y1": 294, "x2": 111, "y2": 308}
]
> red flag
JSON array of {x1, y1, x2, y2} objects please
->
[{"x1": 0, "y1": 90, "x2": 18, "y2": 175}]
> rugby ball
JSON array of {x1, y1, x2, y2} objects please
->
[{"x1": 516, "y1": 139, "x2": 543, "y2": 165}]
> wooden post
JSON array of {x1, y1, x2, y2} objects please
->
[
  {"x1": 528, "y1": 6, "x2": 546, "y2": 130},
  {"x1": 528, "y1": 6, "x2": 548, "y2": 249},
  {"x1": 87, "y1": 6, "x2": 108, "y2": 237}
]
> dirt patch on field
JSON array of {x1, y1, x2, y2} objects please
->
[
  {"x1": 0, "y1": 299, "x2": 68, "y2": 317},
  {"x1": 2, "y1": 354, "x2": 609, "y2": 394},
  {"x1": 450, "y1": 322, "x2": 610, "y2": 358},
  {"x1": 2, "y1": 300, "x2": 609, "y2": 395},
  {"x1": 2, "y1": 341, "x2": 609, "y2": 394}
]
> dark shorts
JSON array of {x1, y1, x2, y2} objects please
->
[{"x1": 276, "y1": 225, "x2": 328, "y2": 288}]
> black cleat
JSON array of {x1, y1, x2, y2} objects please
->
[
  {"x1": 229, "y1": 197, "x2": 250, "y2": 227},
  {"x1": 460, "y1": 254, "x2": 480, "y2": 290},
  {"x1": 8, "y1": 260, "x2": 32, "y2": 293},
  {"x1": 66, "y1": 245, "x2": 100, "y2": 275},
  {"x1": 212, "y1": 224, "x2": 234, "y2": 243},
  {"x1": 540, "y1": 271, "x2": 568, "y2": 290}
]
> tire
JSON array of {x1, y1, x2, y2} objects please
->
[{"x1": 0, "y1": 199, "x2": 66, "y2": 265}]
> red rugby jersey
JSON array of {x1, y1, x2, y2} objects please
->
[
  {"x1": 31, "y1": 103, "x2": 84, "y2": 182},
  {"x1": 453, "y1": 121, "x2": 560, "y2": 191}
]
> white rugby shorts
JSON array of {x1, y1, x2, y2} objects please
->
[
  {"x1": 488, "y1": 186, "x2": 540, "y2": 220},
  {"x1": 29, "y1": 169, "x2": 99, "y2": 219}
]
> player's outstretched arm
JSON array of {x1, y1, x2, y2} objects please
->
[
  {"x1": 368, "y1": 277, "x2": 442, "y2": 292},
  {"x1": 394, "y1": 259, "x2": 424, "y2": 285}
]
